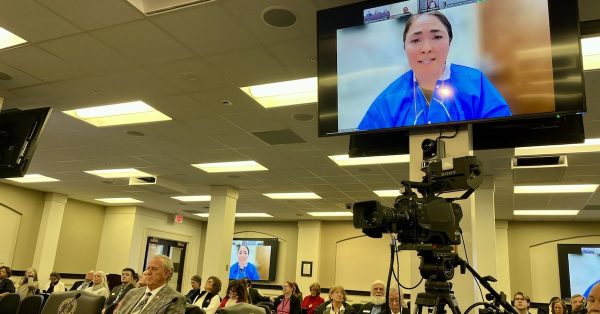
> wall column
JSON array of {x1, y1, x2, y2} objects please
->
[
  {"x1": 495, "y1": 220, "x2": 511, "y2": 297},
  {"x1": 295, "y1": 221, "x2": 322, "y2": 293},
  {"x1": 473, "y1": 176, "x2": 499, "y2": 285},
  {"x1": 96, "y1": 206, "x2": 137, "y2": 274},
  {"x1": 32, "y1": 193, "x2": 67, "y2": 281},
  {"x1": 201, "y1": 186, "x2": 238, "y2": 286}
]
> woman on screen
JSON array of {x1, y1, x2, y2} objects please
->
[
  {"x1": 358, "y1": 11, "x2": 511, "y2": 131},
  {"x1": 229, "y1": 245, "x2": 260, "y2": 280}
]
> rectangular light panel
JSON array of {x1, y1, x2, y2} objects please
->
[
  {"x1": 263, "y1": 192, "x2": 321, "y2": 199},
  {"x1": 194, "y1": 213, "x2": 273, "y2": 218},
  {"x1": 514, "y1": 210, "x2": 579, "y2": 216},
  {"x1": 374, "y1": 190, "x2": 400, "y2": 197},
  {"x1": 582, "y1": 36, "x2": 600, "y2": 70},
  {"x1": 171, "y1": 195, "x2": 211, "y2": 202},
  {"x1": 5, "y1": 174, "x2": 59, "y2": 183},
  {"x1": 95, "y1": 198, "x2": 143, "y2": 204},
  {"x1": 241, "y1": 77, "x2": 317, "y2": 108},
  {"x1": 85, "y1": 168, "x2": 152, "y2": 178},
  {"x1": 515, "y1": 138, "x2": 600, "y2": 156},
  {"x1": 329, "y1": 154, "x2": 410, "y2": 166},
  {"x1": 514, "y1": 184, "x2": 598, "y2": 194},
  {"x1": 0, "y1": 27, "x2": 27, "y2": 50},
  {"x1": 307, "y1": 211, "x2": 353, "y2": 217},
  {"x1": 63, "y1": 101, "x2": 171, "y2": 127},
  {"x1": 192, "y1": 161, "x2": 268, "y2": 173}
]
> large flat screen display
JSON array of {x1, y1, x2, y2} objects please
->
[
  {"x1": 318, "y1": 0, "x2": 585, "y2": 136},
  {"x1": 558, "y1": 244, "x2": 600, "y2": 299},
  {"x1": 229, "y1": 238, "x2": 278, "y2": 282}
]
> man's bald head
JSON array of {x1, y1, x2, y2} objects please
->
[{"x1": 587, "y1": 283, "x2": 600, "y2": 314}]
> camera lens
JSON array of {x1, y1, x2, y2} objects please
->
[{"x1": 363, "y1": 208, "x2": 378, "y2": 226}]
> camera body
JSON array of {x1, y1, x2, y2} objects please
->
[{"x1": 352, "y1": 138, "x2": 481, "y2": 247}]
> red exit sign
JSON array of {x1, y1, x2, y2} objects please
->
[{"x1": 174, "y1": 214, "x2": 184, "y2": 224}]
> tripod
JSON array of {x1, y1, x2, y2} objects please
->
[{"x1": 414, "y1": 249, "x2": 461, "y2": 314}]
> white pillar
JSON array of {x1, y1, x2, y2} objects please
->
[
  {"x1": 295, "y1": 221, "x2": 322, "y2": 293},
  {"x1": 96, "y1": 206, "x2": 137, "y2": 274},
  {"x1": 495, "y1": 220, "x2": 511, "y2": 297},
  {"x1": 473, "y1": 176, "x2": 498, "y2": 285},
  {"x1": 32, "y1": 193, "x2": 67, "y2": 281},
  {"x1": 200, "y1": 186, "x2": 238, "y2": 288}
]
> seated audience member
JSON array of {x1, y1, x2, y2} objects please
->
[
  {"x1": 315, "y1": 286, "x2": 354, "y2": 314},
  {"x1": 273, "y1": 281, "x2": 302, "y2": 314},
  {"x1": 242, "y1": 277, "x2": 269, "y2": 305},
  {"x1": 193, "y1": 276, "x2": 222, "y2": 314},
  {"x1": 71, "y1": 270, "x2": 94, "y2": 291},
  {"x1": 314, "y1": 289, "x2": 333, "y2": 314},
  {"x1": 131, "y1": 272, "x2": 139, "y2": 287},
  {"x1": 219, "y1": 280, "x2": 248, "y2": 308},
  {"x1": 513, "y1": 292, "x2": 531, "y2": 314},
  {"x1": 302, "y1": 282, "x2": 325, "y2": 314},
  {"x1": 85, "y1": 271, "x2": 110, "y2": 298},
  {"x1": 115, "y1": 255, "x2": 186, "y2": 313},
  {"x1": 104, "y1": 268, "x2": 136, "y2": 309},
  {"x1": 388, "y1": 287, "x2": 403, "y2": 314},
  {"x1": 137, "y1": 270, "x2": 149, "y2": 288},
  {"x1": 0, "y1": 266, "x2": 15, "y2": 296},
  {"x1": 359, "y1": 280, "x2": 387, "y2": 314},
  {"x1": 587, "y1": 283, "x2": 600, "y2": 314},
  {"x1": 18, "y1": 268, "x2": 39, "y2": 298},
  {"x1": 43, "y1": 272, "x2": 65, "y2": 294},
  {"x1": 186, "y1": 275, "x2": 202, "y2": 304},
  {"x1": 552, "y1": 299, "x2": 568, "y2": 314},
  {"x1": 571, "y1": 294, "x2": 585, "y2": 314},
  {"x1": 293, "y1": 282, "x2": 303, "y2": 300}
]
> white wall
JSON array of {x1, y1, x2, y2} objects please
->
[{"x1": 0, "y1": 204, "x2": 21, "y2": 267}]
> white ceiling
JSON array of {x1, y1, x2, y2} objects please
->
[{"x1": 1, "y1": 0, "x2": 599, "y2": 222}]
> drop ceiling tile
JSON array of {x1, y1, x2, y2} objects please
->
[
  {"x1": 0, "y1": 0, "x2": 79, "y2": 42},
  {"x1": 91, "y1": 20, "x2": 194, "y2": 65},
  {"x1": 0, "y1": 45, "x2": 85, "y2": 82},
  {"x1": 204, "y1": 48, "x2": 291, "y2": 87},
  {"x1": 0, "y1": 62, "x2": 43, "y2": 89},
  {"x1": 147, "y1": 57, "x2": 230, "y2": 93},
  {"x1": 150, "y1": 3, "x2": 261, "y2": 56},
  {"x1": 267, "y1": 36, "x2": 317, "y2": 77},
  {"x1": 38, "y1": 33, "x2": 136, "y2": 75},
  {"x1": 37, "y1": 0, "x2": 143, "y2": 30}
]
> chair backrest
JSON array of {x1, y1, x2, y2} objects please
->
[
  {"x1": 106, "y1": 274, "x2": 121, "y2": 291},
  {"x1": 186, "y1": 304, "x2": 206, "y2": 314},
  {"x1": 256, "y1": 301, "x2": 273, "y2": 311},
  {"x1": 351, "y1": 303, "x2": 363, "y2": 312},
  {"x1": 18, "y1": 295, "x2": 44, "y2": 314},
  {"x1": 40, "y1": 291, "x2": 106, "y2": 314},
  {"x1": 216, "y1": 303, "x2": 267, "y2": 314},
  {"x1": 0, "y1": 293, "x2": 20, "y2": 314}
]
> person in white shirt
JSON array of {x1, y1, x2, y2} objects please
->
[
  {"x1": 43, "y1": 272, "x2": 65, "y2": 294},
  {"x1": 85, "y1": 271, "x2": 110, "y2": 298}
]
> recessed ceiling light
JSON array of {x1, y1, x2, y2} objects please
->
[
  {"x1": 95, "y1": 198, "x2": 143, "y2": 204},
  {"x1": 328, "y1": 154, "x2": 410, "y2": 166},
  {"x1": 263, "y1": 192, "x2": 321, "y2": 199},
  {"x1": 171, "y1": 195, "x2": 211, "y2": 202},
  {"x1": 515, "y1": 138, "x2": 600, "y2": 156},
  {"x1": 307, "y1": 211, "x2": 353, "y2": 217},
  {"x1": 85, "y1": 168, "x2": 152, "y2": 179},
  {"x1": 63, "y1": 101, "x2": 171, "y2": 127},
  {"x1": 194, "y1": 213, "x2": 273, "y2": 218},
  {"x1": 5, "y1": 174, "x2": 59, "y2": 183},
  {"x1": 240, "y1": 77, "x2": 317, "y2": 108},
  {"x1": 374, "y1": 190, "x2": 400, "y2": 197},
  {"x1": 582, "y1": 36, "x2": 600, "y2": 70},
  {"x1": 514, "y1": 184, "x2": 599, "y2": 194},
  {"x1": 514, "y1": 210, "x2": 579, "y2": 216},
  {"x1": 0, "y1": 27, "x2": 27, "y2": 50},
  {"x1": 192, "y1": 161, "x2": 268, "y2": 173}
]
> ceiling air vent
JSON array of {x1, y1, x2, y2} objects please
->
[
  {"x1": 252, "y1": 129, "x2": 306, "y2": 145},
  {"x1": 127, "y1": 0, "x2": 216, "y2": 16}
]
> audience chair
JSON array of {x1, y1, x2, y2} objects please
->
[
  {"x1": 256, "y1": 301, "x2": 273, "y2": 311},
  {"x1": 257, "y1": 303, "x2": 271, "y2": 314},
  {"x1": 18, "y1": 295, "x2": 44, "y2": 314},
  {"x1": 0, "y1": 293, "x2": 20, "y2": 314},
  {"x1": 41, "y1": 291, "x2": 106, "y2": 314},
  {"x1": 186, "y1": 304, "x2": 206, "y2": 314},
  {"x1": 216, "y1": 303, "x2": 267, "y2": 314},
  {"x1": 106, "y1": 274, "x2": 121, "y2": 291},
  {"x1": 351, "y1": 303, "x2": 362, "y2": 312}
]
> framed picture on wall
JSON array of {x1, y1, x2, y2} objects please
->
[{"x1": 301, "y1": 261, "x2": 313, "y2": 277}]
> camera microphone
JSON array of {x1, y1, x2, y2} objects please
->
[
  {"x1": 58, "y1": 293, "x2": 81, "y2": 314},
  {"x1": 155, "y1": 297, "x2": 179, "y2": 314}
]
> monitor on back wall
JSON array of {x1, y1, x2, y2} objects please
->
[
  {"x1": 558, "y1": 244, "x2": 600, "y2": 299},
  {"x1": 229, "y1": 238, "x2": 278, "y2": 282},
  {"x1": 317, "y1": 0, "x2": 585, "y2": 137}
]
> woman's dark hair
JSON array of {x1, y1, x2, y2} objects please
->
[
  {"x1": 552, "y1": 300, "x2": 567, "y2": 314},
  {"x1": 292, "y1": 282, "x2": 301, "y2": 294},
  {"x1": 191, "y1": 275, "x2": 201, "y2": 285},
  {"x1": 227, "y1": 280, "x2": 249, "y2": 303},
  {"x1": 208, "y1": 276, "x2": 222, "y2": 294},
  {"x1": 49, "y1": 272, "x2": 60, "y2": 281},
  {"x1": 403, "y1": 11, "x2": 453, "y2": 45},
  {"x1": 0, "y1": 266, "x2": 12, "y2": 277},
  {"x1": 237, "y1": 245, "x2": 250, "y2": 255}
]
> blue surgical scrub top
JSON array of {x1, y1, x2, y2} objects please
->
[
  {"x1": 229, "y1": 262, "x2": 260, "y2": 280},
  {"x1": 358, "y1": 64, "x2": 512, "y2": 130}
]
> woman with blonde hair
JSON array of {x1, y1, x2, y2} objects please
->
[
  {"x1": 17, "y1": 268, "x2": 39, "y2": 299},
  {"x1": 84, "y1": 270, "x2": 109, "y2": 298},
  {"x1": 315, "y1": 286, "x2": 355, "y2": 314}
]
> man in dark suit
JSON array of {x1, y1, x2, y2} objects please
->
[
  {"x1": 242, "y1": 278, "x2": 270, "y2": 305},
  {"x1": 71, "y1": 270, "x2": 95, "y2": 291},
  {"x1": 116, "y1": 255, "x2": 185, "y2": 314},
  {"x1": 104, "y1": 268, "x2": 137, "y2": 310},
  {"x1": 359, "y1": 280, "x2": 388, "y2": 314}
]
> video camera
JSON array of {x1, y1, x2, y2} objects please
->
[{"x1": 352, "y1": 138, "x2": 483, "y2": 246}]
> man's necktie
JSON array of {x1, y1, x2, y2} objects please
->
[{"x1": 131, "y1": 292, "x2": 152, "y2": 314}]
